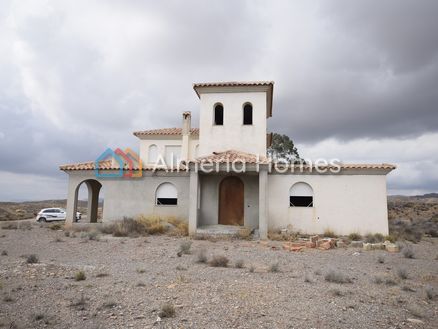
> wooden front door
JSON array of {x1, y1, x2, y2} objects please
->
[{"x1": 219, "y1": 176, "x2": 244, "y2": 226}]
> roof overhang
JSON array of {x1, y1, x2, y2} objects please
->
[{"x1": 193, "y1": 81, "x2": 274, "y2": 118}]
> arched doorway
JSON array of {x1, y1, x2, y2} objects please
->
[
  {"x1": 74, "y1": 179, "x2": 103, "y2": 223},
  {"x1": 218, "y1": 176, "x2": 244, "y2": 226}
]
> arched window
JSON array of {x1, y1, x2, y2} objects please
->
[
  {"x1": 243, "y1": 103, "x2": 253, "y2": 125},
  {"x1": 214, "y1": 103, "x2": 223, "y2": 125},
  {"x1": 289, "y1": 182, "x2": 313, "y2": 207},
  {"x1": 156, "y1": 182, "x2": 178, "y2": 205},
  {"x1": 148, "y1": 144, "x2": 158, "y2": 163}
]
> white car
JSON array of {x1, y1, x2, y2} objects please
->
[{"x1": 36, "y1": 208, "x2": 81, "y2": 222}]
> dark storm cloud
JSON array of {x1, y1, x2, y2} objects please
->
[
  {"x1": 0, "y1": 0, "x2": 437, "y2": 199},
  {"x1": 269, "y1": 0, "x2": 438, "y2": 143}
]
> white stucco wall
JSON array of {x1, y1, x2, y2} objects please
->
[
  {"x1": 267, "y1": 173, "x2": 389, "y2": 235},
  {"x1": 65, "y1": 171, "x2": 190, "y2": 223},
  {"x1": 198, "y1": 174, "x2": 259, "y2": 229},
  {"x1": 198, "y1": 92, "x2": 268, "y2": 156},
  {"x1": 138, "y1": 136, "x2": 199, "y2": 164}
]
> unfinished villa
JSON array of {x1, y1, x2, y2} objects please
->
[{"x1": 60, "y1": 81, "x2": 396, "y2": 239}]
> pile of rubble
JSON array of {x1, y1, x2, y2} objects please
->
[{"x1": 281, "y1": 235, "x2": 400, "y2": 253}]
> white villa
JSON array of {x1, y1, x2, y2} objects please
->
[{"x1": 60, "y1": 81, "x2": 396, "y2": 238}]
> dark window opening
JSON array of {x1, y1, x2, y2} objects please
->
[
  {"x1": 243, "y1": 104, "x2": 253, "y2": 125},
  {"x1": 214, "y1": 104, "x2": 223, "y2": 125},
  {"x1": 290, "y1": 196, "x2": 313, "y2": 207},
  {"x1": 156, "y1": 198, "x2": 178, "y2": 205}
]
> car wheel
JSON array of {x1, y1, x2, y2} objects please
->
[{"x1": 39, "y1": 217, "x2": 46, "y2": 222}]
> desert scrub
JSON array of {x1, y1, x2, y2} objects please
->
[
  {"x1": 397, "y1": 268, "x2": 409, "y2": 280},
  {"x1": 249, "y1": 265, "x2": 255, "y2": 273},
  {"x1": 323, "y1": 229, "x2": 337, "y2": 238},
  {"x1": 1, "y1": 250, "x2": 7, "y2": 256},
  {"x1": 425, "y1": 285, "x2": 436, "y2": 300},
  {"x1": 179, "y1": 241, "x2": 192, "y2": 254},
  {"x1": 237, "y1": 227, "x2": 252, "y2": 240},
  {"x1": 101, "y1": 215, "x2": 188, "y2": 237},
  {"x1": 74, "y1": 271, "x2": 86, "y2": 281},
  {"x1": 384, "y1": 234, "x2": 397, "y2": 243},
  {"x1": 269, "y1": 262, "x2": 280, "y2": 273},
  {"x1": 196, "y1": 249, "x2": 208, "y2": 263},
  {"x1": 159, "y1": 303, "x2": 175, "y2": 318},
  {"x1": 377, "y1": 255, "x2": 385, "y2": 264},
  {"x1": 267, "y1": 230, "x2": 300, "y2": 241},
  {"x1": 209, "y1": 255, "x2": 229, "y2": 267},
  {"x1": 324, "y1": 270, "x2": 352, "y2": 284},
  {"x1": 365, "y1": 233, "x2": 384, "y2": 243},
  {"x1": 402, "y1": 246, "x2": 415, "y2": 259},
  {"x1": 304, "y1": 274, "x2": 312, "y2": 283},
  {"x1": 234, "y1": 259, "x2": 244, "y2": 268},
  {"x1": 348, "y1": 232, "x2": 362, "y2": 241},
  {"x1": 1, "y1": 222, "x2": 18, "y2": 230},
  {"x1": 26, "y1": 254, "x2": 39, "y2": 264},
  {"x1": 49, "y1": 223, "x2": 62, "y2": 230},
  {"x1": 102, "y1": 300, "x2": 117, "y2": 309}
]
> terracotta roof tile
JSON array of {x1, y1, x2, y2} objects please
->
[
  {"x1": 193, "y1": 81, "x2": 274, "y2": 117},
  {"x1": 196, "y1": 150, "x2": 269, "y2": 164},
  {"x1": 193, "y1": 81, "x2": 274, "y2": 88},
  {"x1": 133, "y1": 127, "x2": 199, "y2": 137},
  {"x1": 59, "y1": 160, "x2": 186, "y2": 171}
]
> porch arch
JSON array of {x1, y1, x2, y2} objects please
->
[{"x1": 74, "y1": 179, "x2": 103, "y2": 223}]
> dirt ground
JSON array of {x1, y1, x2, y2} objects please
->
[{"x1": 0, "y1": 224, "x2": 437, "y2": 329}]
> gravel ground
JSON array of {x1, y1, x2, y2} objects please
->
[{"x1": 0, "y1": 223, "x2": 437, "y2": 329}]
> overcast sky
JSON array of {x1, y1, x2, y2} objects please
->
[{"x1": 0, "y1": 0, "x2": 437, "y2": 201}]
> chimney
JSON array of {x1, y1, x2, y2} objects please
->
[
  {"x1": 181, "y1": 111, "x2": 191, "y2": 161},
  {"x1": 182, "y1": 111, "x2": 191, "y2": 135}
]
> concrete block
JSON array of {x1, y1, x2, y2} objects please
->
[
  {"x1": 386, "y1": 243, "x2": 400, "y2": 253},
  {"x1": 363, "y1": 243, "x2": 372, "y2": 251},
  {"x1": 350, "y1": 241, "x2": 364, "y2": 248}
]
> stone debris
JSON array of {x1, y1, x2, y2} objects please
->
[
  {"x1": 385, "y1": 243, "x2": 400, "y2": 253},
  {"x1": 350, "y1": 241, "x2": 364, "y2": 248},
  {"x1": 363, "y1": 243, "x2": 385, "y2": 251}
]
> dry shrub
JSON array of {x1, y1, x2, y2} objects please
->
[
  {"x1": 397, "y1": 268, "x2": 409, "y2": 280},
  {"x1": 235, "y1": 259, "x2": 244, "y2": 268},
  {"x1": 407, "y1": 304, "x2": 425, "y2": 318},
  {"x1": 384, "y1": 234, "x2": 397, "y2": 243},
  {"x1": 268, "y1": 230, "x2": 299, "y2": 241},
  {"x1": 75, "y1": 271, "x2": 86, "y2": 281},
  {"x1": 179, "y1": 241, "x2": 192, "y2": 254},
  {"x1": 49, "y1": 223, "x2": 62, "y2": 231},
  {"x1": 365, "y1": 233, "x2": 385, "y2": 243},
  {"x1": 402, "y1": 246, "x2": 415, "y2": 259},
  {"x1": 348, "y1": 232, "x2": 362, "y2": 241},
  {"x1": 159, "y1": 303, "x2": 175, "y2": 318},
  {"x1": 209, "y1": 255, "x2": 229, "y2": 267},
  {"x1": 166, "y1": 217, "x2": 189, "y2": 236},
  {"x1": 323, "y1": 229, "x2": 337, "y2": 238},
  {"x1": 26, "y1": 254, "x2": 39, "y2": 264},
  {"x1": 237, "y1": 227, "x2": 252, "y2": 240},
  {"x1": 196, "y1": 249, "x2": 208, "y2": 263},
  {"x1": 1, "y1": 222, "x2": 18, "y2": 230},
  {"x1": 324, "y1": 270, "x2": 352, "y2": 284},
  {"x1": 269, "y1": 262, "x2": 280, "y2": 273}
]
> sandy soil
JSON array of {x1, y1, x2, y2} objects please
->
[{"x1": 0, "y1": 224, "x2": 437, "y2": 329}]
